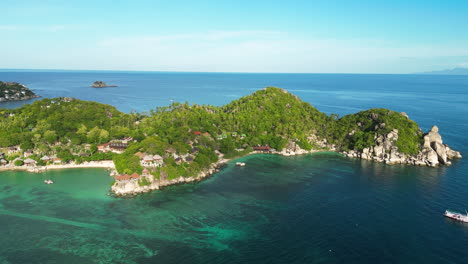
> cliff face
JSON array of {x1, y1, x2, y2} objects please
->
[{"x1": 342, "y1": 125, "x2": 462, "y2": 167}]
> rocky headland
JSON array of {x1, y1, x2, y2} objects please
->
[
  {"x1": 341, "y1": 125, "x2": 461, "y2": 167},
  {"x1": 0, "y1": 81, "x2": 40, "y2": 102},
  {"x1": 111, "y1": 159, "x2": 227, "y2": 196}
]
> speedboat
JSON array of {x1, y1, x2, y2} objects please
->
[
  {"x1": 445, "y1": 210, "x2": 468, "y2": 223},
  {"x1": 44, "y1": 179, "x2": 54, "y2": 184}
]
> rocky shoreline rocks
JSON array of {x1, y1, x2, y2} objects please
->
[
  {"x1": 110, "y1": 159, "x2": 227, "y2": 196},
  {"x1": 341, "y1": 125, "x2": 462, "y2": 167},
  {"x1": 110, "y1": 126, "x2": 462, "y2": 197}
]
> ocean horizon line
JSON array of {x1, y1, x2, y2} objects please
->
[{"x1": 0, "y1": 68, "x2": 416, "y2": 75}]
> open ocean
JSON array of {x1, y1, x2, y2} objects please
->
[{"x1": 0, "y1": 71, "x2": 467, "y2": 263}]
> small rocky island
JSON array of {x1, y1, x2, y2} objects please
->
[
  {"x1": 0, "y1": 81, "x2": 40, "y2": 102},
  {"x1": 90, "y1": 81, "x2": 118, "y2": 88}
]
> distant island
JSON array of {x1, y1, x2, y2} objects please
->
[
  {"x1": 90, "y1": 81, "x2": 118, "y2": 88},
  {"x1": 418, "y1": 67, "x2": 468, "y2": 75},
  {"x1": 0, "y1": 87, "x2": 462, "y2": 196},
  {"x1": 0, "y1": 81, "x2": 40, "y2": 102}
]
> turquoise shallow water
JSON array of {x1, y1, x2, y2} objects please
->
[
  {"x1": 0, "y1": 72, "x2": 467, "y2": 263},
  {"x1": 1, "y1": 154, "x2": 467, "y2": 263}
]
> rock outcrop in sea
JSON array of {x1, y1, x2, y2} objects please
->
[
  {"x1": 90, "y1": 81, "x2": 118, "y2": 88},
  {"x1": 341, "y1": 125, "x2": 462, "y2": 167}
]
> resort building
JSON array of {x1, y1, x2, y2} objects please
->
[
  {"x1": 253, "y1": 145, "x2": 271, "y2": 152},
  {"x1": 98, "y1": 142, "x2": 128, "y2": 153},
  {"x1": 23, "y1": 158, "x2": 37, "y2": 166},
  {"x1": 41, "y1": 156, "x2": 52, "y2": 162},
  {"x1": 8, "y1": 146, "x2": 20, "y2": 155},
  {"x1": 140, "y1": 154, "x2": 164, "y2": 167},
  {"x1": 115, "y1": 172, "x2": 140, "y2": 182}
]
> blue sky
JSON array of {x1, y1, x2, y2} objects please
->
[{"x1": 1, "y1": 0, "x2": 467, "y2": 73}]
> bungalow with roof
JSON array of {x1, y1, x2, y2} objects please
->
[
  {"x1": 153, "y1": 155, "x2": 163, "y2": 165},
  {"x1": 115, "y1": 172, "x2": 140, "y2": 182},
  {"x1": 98, "y1": 142, "x2": 128, "y2": 153},
  {"x1": 0, "y1": 159, "x2": 8, "y2": 165},
  {"x1": 141, "y1": 154, "x2": 164, "y2": 167},
  {"x1": 141, "y1": 155, "x2": 154, "y2": 167},
  {"x1": 142, "y1": 168, "x2": 150, "y2": 176},
  {"x1": 98, "y1": 142, "x2": 111, "y2": 152},
  {"x1": 240, "y1": 133, "x2": 247, "y2": 139},
  {"x1": 253, "y1": 145, "x2": 271, "y2": 152},
  {"x1": 175, "y1": 157, "x2": 184, "y2": 164},
  {"x1": 203, "y1": 132, "x2": 211, "y2": 137},
  {"x1": 41, "y1": 156, "x2": 51, "y2": 162},
  {"x1": 53, "y1": 158, "x2": 62, "y2": 164},
  {"x1": 23, "y1": 150, "x2": 34, "y2": 158},
  {"x1": 193, "y1": 131, "x2": 202, "y2": 135},
  {"x1": 24, "y1": 158, "x2": 37, "y2": 166},
  {"x1": 217, "y1": 135, "x2": 223, "y2": 140},
  {"x1": 8, "y1": 146, "x2": 20, "y2": 155},
  {"x1": 109, "y1": 142, "x2": 127, "y2": 153},
  {"x1": 231, "y1": 132, "x2": 238, "y2": 137}
]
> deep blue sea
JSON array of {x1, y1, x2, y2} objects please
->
[{"x1": 0, "y1": 71, "x2": 467, "y2": 263}]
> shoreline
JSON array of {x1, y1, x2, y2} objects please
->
[
  {"x1": 0, "y1": 95, "x2": 41, "y2": 103},
  {"x1": 0, "y1": 146, "x2": 461, "y2": 197},
  {"x1": 110, "y1": 149, "x2": 330, "y2": 196},
  {"x1": 0, "y1": 160, "x2": 115, "y2": 173}
]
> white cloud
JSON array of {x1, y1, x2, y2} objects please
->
[
  {"x1": 92, "y1": 31, "x2": 468, "y2": 73},
  {"x1": 2, "y1": 29, "x2": 468, "y2": 73}
]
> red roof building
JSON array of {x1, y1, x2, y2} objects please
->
[
  {"x1": 253, "y1": 145, "x2": 271, "y2": 151},
  {"x1": 115, "y1": 172, "x2": 141, "y2": 181}
]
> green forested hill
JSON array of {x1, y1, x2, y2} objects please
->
[
  {"x1": 0, "y1": 97, "x2": 137, "y2": 148},
  {"x1": 0, "y1": 87, "x2": 427, "y2": 176}
]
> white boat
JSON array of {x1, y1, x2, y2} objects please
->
[
  {"x1": 236, "y1": 162, "x2": 246, "y2": 167},
  {"x1": 44, "y1": 179, "x2": 54, "y2": 184},
  {"x1": 445, "y1": 210, "x2": 468, "y2": 223}
]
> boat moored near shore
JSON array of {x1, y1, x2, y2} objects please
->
[
  {"x1": 444, "y1": 210, "x2": 468, "y2": 223},
  {"x1": 44, "y1": 179, "x2": 54, "y2": 184}
]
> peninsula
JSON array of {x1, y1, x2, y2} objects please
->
[
  {"x1": 0, "y1": 87, "x2": 461, "y2": 196},
  {"x1": 90, "y1": 81, "x2": 118, "y2": 88},
  {"x1": 0, "y1": 81, "x2": 40, "y2": 102}
]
